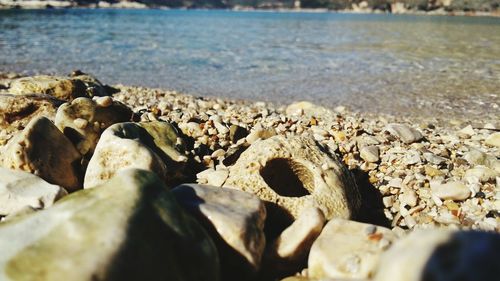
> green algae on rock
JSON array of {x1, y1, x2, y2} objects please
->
[{"x1": 0, "y1": 169, "x2": 220, "y2": 281}]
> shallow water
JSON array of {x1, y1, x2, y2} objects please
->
[{"x1": 1, "y1": 9, "x2": 499, "y2": 118}]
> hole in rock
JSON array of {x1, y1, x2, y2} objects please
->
[{"x1": 260, "y1": 158, "x2": 313, "y2": 197}]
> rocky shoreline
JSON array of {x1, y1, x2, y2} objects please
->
[
  {"x1": 0, "y1": 71, "x2": 499, "y2": 280},
  {"x1": 1, "y1": 0, "x2": 500, "y2": 17}
]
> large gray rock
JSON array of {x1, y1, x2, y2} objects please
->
[
  {"x1": 171, "y1": 184, "x2": 266, "y2": 272},
  {"x1": 0, "y1": 169, "x2": 220, "y2": 281},
  {"x1": 0, "y1": 168, "x2": 67, "y2": 217},
  {"x1": 308, "y1": 219, "x2": 397, "y2": 280},
  {"x1": 0, "y1": 116, "x2": 82, "y2": 191},
  {"x1": 54, "y1": 97, "x2": 132, "y2": 156},
  {"x1": 224, "y1": 135, "x2": 360, "y2": 224},
  {"x1": 374, "y1": 229, "x2": 500, "y2": 281}
]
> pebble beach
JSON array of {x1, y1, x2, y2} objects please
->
[{"x1": 0, "y1": 72, "x2": 499, "y2": 281}]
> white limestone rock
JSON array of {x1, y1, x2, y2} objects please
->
[
  {"x1": 485, "y1": 132, "x2": 500, "y2": 147},
  {"x1": 171, "y1": 184, "x2": 266, "y2": 271},
  {"x1": 385, "y1": 123, "x2": 423, "y2": 144},
  {"x1": 360, "y1": 145, "x2": 380, "y2": 163},
  {"x1": 308, "y1": 219, "x2": 397, "y2": 280},
  {"x1": 83, "y1": 122, "x2": 167, "y2": 188},
  {"x1": 271, "y1": 207, "x2": 326, "y2": 264},
  {"x1": 0, "y1": 168, "x2": 67, "y2": 217},
  {"x1": 0, "y1": 116, "x2": 82, "y2": 191},
  {"x1": 430, "y1": 181, "x2": 471, "y2": 201},
  {"x1": 374, "y1": 229, "x2": 500, "y2": 281}
]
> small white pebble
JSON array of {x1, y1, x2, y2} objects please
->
[
  {"x1": 73, "y1": 118, "x2": 88, "y2": 129},
  {"x1": 95, "y1": 96, "x2": 113, "y2": 107}
]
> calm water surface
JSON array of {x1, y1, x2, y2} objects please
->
[{"x1": 1, "y1": 9, "x2": 499, "y2": 117}]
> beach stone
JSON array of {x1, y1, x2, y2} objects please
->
[
  {"x1": 0, "y1": 168, "x2": 67, "y2": 217},
  {"x1": 83, "y1": 122, "x2": 167, "y2": 188},
  {"x1": 385, "y1": 123, "x2": 423, "y2": 144},
  {"x1": 285, "y1": 101, "x2": 333, "y2": 121},
  {"x1": 171, "y1": 184, "x2": 265, "y2": 272},
  {"x1": 464, "y1": 166, "x2": 498, "y2": 183},
  {"x1": 458, "y1": 125, "x2": 476, "y2": 137},
  {"x1": 430, "y1": 181, "x2": 470, "y2": 201},
  {"x1": 0, "y1": 116, "x2": 82, "y2": 191},
  {"x1": 69, "y1": 73, "x2": 109, "y2": 97},
  {"x1": 485, "y1": 132, "x2": 500, "y2": 147},
  {"x1": 356, "y1": 135, "x2": 380, "y2": 148},
  {"x1": 0, "y1": 169, "x2": 219, "y2": 281},
  {"x1": 374, "y1": 229, "x2": 500, "y2": 281},
  {"x1": 229, "y1": 124, "x2": 248, "y2": 143},
  {"x1": 308, "y1": 219, "x2": 397, "y2": 280},
  {"x1": 196, "y1": 168, "x2": 229, "y2": 186},
  {"x1": 0, "y1": 94, "x2": 63, "y2": 145},
  {"x1": 9, "y1": 75, "x2": 88, "y2": 101},
  {"x1": 463, "y1": 148, "x2": 488, "y2": 166},
  {"x1": 425, "y1": 165, "x2": 445, "y2": 177},
  {"x1": 285, "y1": 101, "x2": 316, "y2": 116},
  {"x1": 360, "y1": 145, "x2": 380, "y2": 163},
  {"x1": 54, "y1": 97, "x2": 132, "y2": 156},
  {"x1": 224, "y1": 135, "x2": 360, "y2": 222},
  {"x1": 270, "y1": 207, "x2": 326, "y2": 266},
  {"x1": 245, "y1": 128, "x2": 276, "y2": 144},
  {"x1": 423, "y1": 152, "x2": 447, "y2": 165},
  {"x1": 139, "y1": 121, "x2": 187, "y2": 163}
]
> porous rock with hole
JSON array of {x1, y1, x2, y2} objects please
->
[
  {"x1": 0, "y1": 94, "x2": 64, "y2": 145},
  {"x1": 0, "y1": 169, "x2": 220, "y2": 281},
  {"x1": 0, "y1": 116, "x2": 82, "y2": 191},
  {"x1": 54, "y1": 97, "x2": 132, "y2": 156},
  {"x1": 84, "y1": 122, "x2": 168, "y2": 188},
  {"x1": 223, "y1": 135, "x2": 360, "y2": 227}
]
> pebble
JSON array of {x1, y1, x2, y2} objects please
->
[
  {"x1": 95, "y1": 96, "x2": 113, "y2": 107},
  {"x1": 430, "y1": 181, "x2": 471, "y2": 201},
  {"x1": 360, "y1": 145, "x2": 380, "y2": 163},
  {"x1": 385, "y1": 123, "x2": 423, "y2": 144},
  {"x1": 485, "y1": 132, "x2": 500, "y2": 147},
  {"x1": 458, "y1": 125, "x2": 475, "y2": 137}
]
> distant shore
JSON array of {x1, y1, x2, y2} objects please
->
[{"x1": 1, "y1": 1, "x2": 499, "y2": 18}]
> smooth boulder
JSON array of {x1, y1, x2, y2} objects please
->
[
  {"x1": 0, "y1": 169, "x2": 220, "y2": 281},
  {"x1": 0, "y1": 168, "x2": 67, "y2": 217},
  {"x1": 172, "y1": 184, "x2": 266, "y2": 273},
  {"x1": 0, "y1": 116, "x2": 82, "y2": 191},
  {"x1": 84, "y1": 122, "x2": 168, "y2": 188}
]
